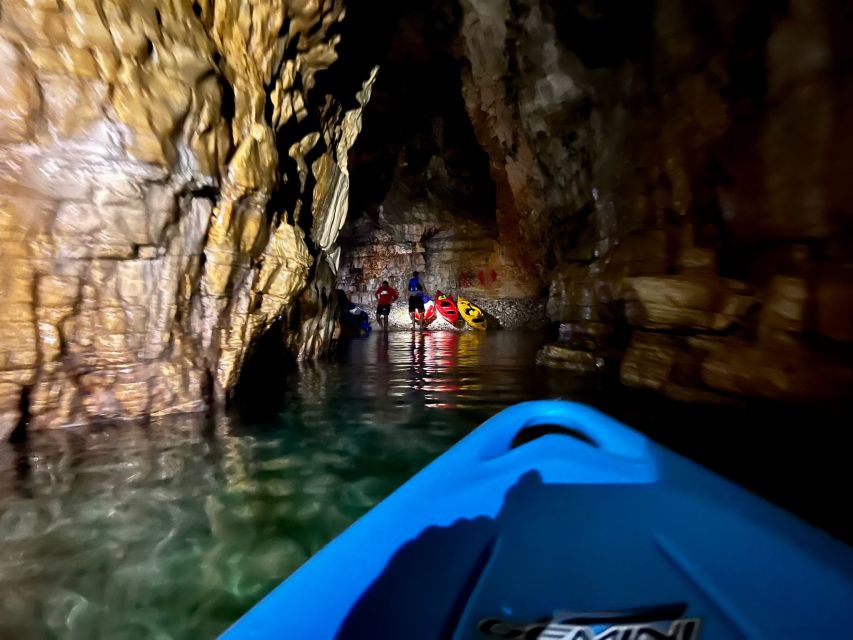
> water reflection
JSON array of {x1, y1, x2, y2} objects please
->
[
  {"x1": 357, "y1": 330, "x2": 508, "y2": 412},
  {"x1": 1, "y1": 331, "x2": 586, "y2": 639}
]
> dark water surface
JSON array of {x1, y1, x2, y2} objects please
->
[{"x1": 0, "y1": 331, "x2": 849, "y2": 639}]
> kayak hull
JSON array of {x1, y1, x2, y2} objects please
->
[
  {"x1": 435, "y1": 296, "x2": 460, "y2": 325},
  {"x1": 340, "y1": 307, "x2": 370, "y2": 334},
  {"x1": 221, "y1": 401, "x2": 853, "y2": 640},
  {"x1": 457, "y1": 296, "x2": 487, "y2": 330},
  {"x1": 413, "y1": 299, "x2": 437, "y2": 325}
]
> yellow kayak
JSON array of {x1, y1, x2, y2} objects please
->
[{"x1": 457, "y1": 296, "x2": 487, "y2": 331}]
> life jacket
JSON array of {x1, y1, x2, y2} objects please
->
[{"x1": 408, "y1": 278, "x2": 424, "y2": 297}]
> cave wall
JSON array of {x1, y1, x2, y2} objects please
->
[
  {"x1": 457, "y1": 0, "x2": 853, "y2": 404},
  {"x1": 0, "y1": 0, "x2": 375, "y2": 437},
  {"x1": 334, "y1": 0, "x2": 546, "y2": 329}
]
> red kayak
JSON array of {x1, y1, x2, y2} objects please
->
[
  {"x1": 414, "y1": 298, "x2": 437, "y2": 326},
  {"x1": 434, "y1": 291, "x2": 460, "y2": 325}
]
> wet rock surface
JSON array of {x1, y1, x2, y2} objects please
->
[
  {"x1": 0, "y1": 0, "x2": 376, "y2": 436},
  {"x1": 464, "y1": 0, "x2": 853, "y2": 403},
  {"x1": 624, "y1": 276, "x2": 759, "y2": 332}
]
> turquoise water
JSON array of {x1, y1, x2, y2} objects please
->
[
  {"x1": 0, "y1": 332, "x2": 594, "y2": 639},
  {"x1": 0, "y1": 330, "x2": 848, "y2": 639}
]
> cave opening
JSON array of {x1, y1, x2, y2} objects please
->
[
  {"x1": 8, "y1": 386, "x2": 31, "y2": 444},
  {"x1": 232, "y1": 317, "x2": 298, "y2": 422}
]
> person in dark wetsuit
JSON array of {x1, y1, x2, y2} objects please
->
[
  {"x1": 374, "y1": 280, "x2": 399, "y2": 331},
  {"x1": 407, "y1": 271, "x2": 426, "y2": 330}
]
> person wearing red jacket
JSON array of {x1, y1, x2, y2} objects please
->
[{"x1": 374, "y1": 280, "x2": 399, "y2": 330}]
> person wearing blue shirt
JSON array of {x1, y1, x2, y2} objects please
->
[{"x1": 407, "y1": 271, "x2": 426, "y2": 330}]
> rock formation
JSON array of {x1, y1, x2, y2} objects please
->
[
  {"x1": 334, "y1": 1, "x2": 546, "y2": 330},
  {"x1": 454, "y1": 0, "x2": 853, "y2": 405},
  {"x1": 0, "y1": 0, "x2": 376, "y2": 438},
  {"x1": 332, "y1": 0, "x2": 852, "y2": 405}
]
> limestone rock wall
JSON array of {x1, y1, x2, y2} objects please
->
[
  {"x1": 337, "y1": 134, "x2": 547, "y2": 328},
  {"x1": 338, "y1": 213, "x2": 547, "y2": 329},
  {"x1": 0, "y1": 0, "x2": 374, "y2": 437},
  {"x1": 457, "y1": 0, "x2": 600, "y2": 276},
  {"x1": 334, "y1": 0, "x2": 545, "y2": 328},
  {"x1": 457, "y1": 0, "x2": 853, "y2": 405}
]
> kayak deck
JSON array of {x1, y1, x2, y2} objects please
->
[{"x1": 221, "y1": 401, "x2": 853, "y2": 640}]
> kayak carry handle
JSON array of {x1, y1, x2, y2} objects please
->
[
  {"x1": 462, "y1": 401, "x2": 657, "y2": 483},
  {"x1": 510, "y1": 423, "x2": 599, "y2": 450}
]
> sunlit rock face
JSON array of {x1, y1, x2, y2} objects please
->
[
  {"x1": 458, "y1": 0, "x2": 853, "y2": 404},
  {"x1": 0, "y1": 0, "x2": 375, "y2": 437}
]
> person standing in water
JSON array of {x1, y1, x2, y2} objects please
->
[
  {"x1": 374, "y1": 280, "x2": 399, "y2": 331},
  {"x1": 407, "y1": 270, "x2": 426, "y2": 330}
]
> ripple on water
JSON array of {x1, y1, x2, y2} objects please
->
[{"x1": 0, "y1": 331, "x2": 607, "y2": 639}]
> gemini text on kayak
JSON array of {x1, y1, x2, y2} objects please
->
[{"x1": 478, "y1": 616, "x2": 701, "y2": 640}]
